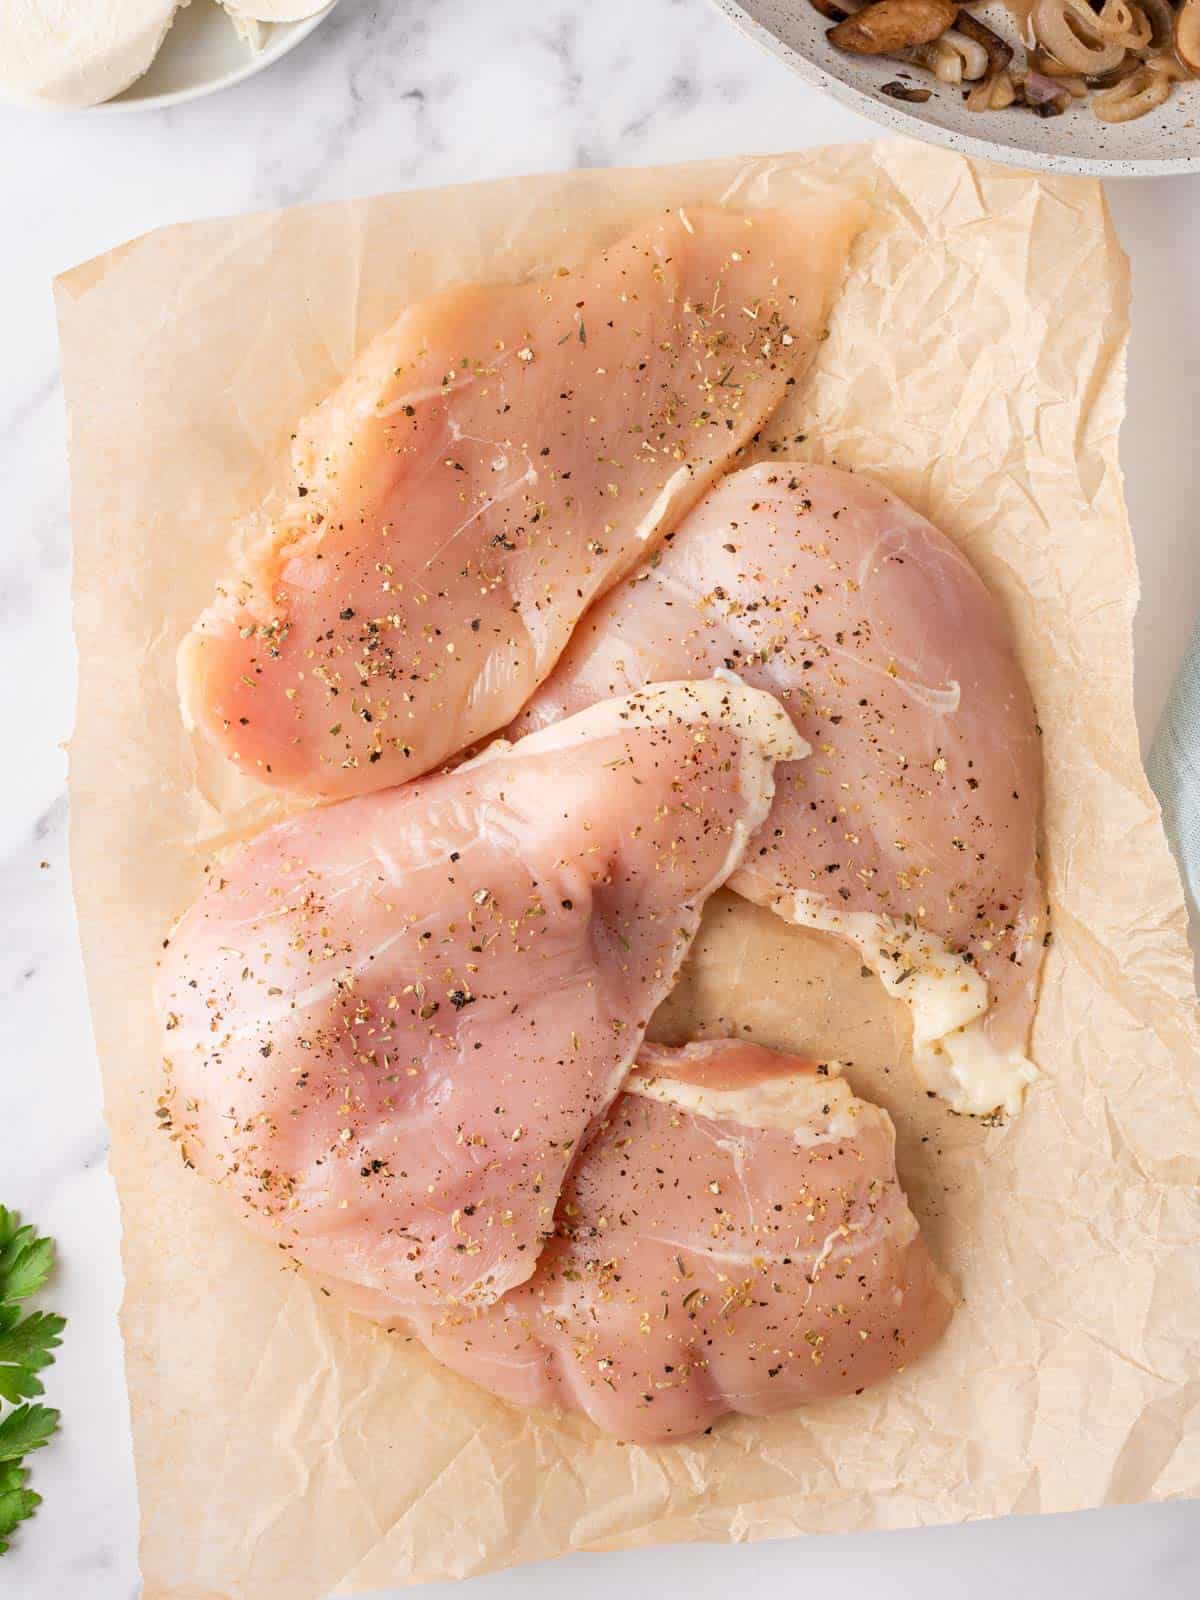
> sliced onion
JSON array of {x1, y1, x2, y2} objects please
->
[
  {"x1": 954, "y1": 10, "x2": 1014, "y2": 75},
  {"x1": 1063, "y1": 0, "x2": 1132, "y2": 59},
  {"x1": 1084, "y1": 52, "x2": 1142, "y2": 87},
  {"x1": 1122, "y1": 6, "x2": 1153, "y2": 50},
  {"x1": 931, "y1": 28, "x2": 991, "y2": 80},
  {"x1": 1032, "y1": 0, "x2": 1127, "y2": 73},
  {"x1": 1092, "y1": 0, "x2": 1141, "y2": 42},
  {"x1": 1033, "y1": 48, "x2": 1109, "y2": 93},
  {"x1": 1091, "y1": 59, "x2": 1172, "y2": 117},
  {"x1": 1099, "y1": 0, "x2": 1152, "y2": 51},
  {"x1": 932, "y1": 39, "x2": 964, "y2": 81},
  {"x1": 1031, "y1": 46, "x2": 1086, "y2": 75},
  {"x1": 967, "y1": 67, "x2": 1018, "y2": 108}
]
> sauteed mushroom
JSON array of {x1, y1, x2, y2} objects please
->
[
  {"x1": 829, "y1": 0, "x2": 958, "y2": 54},
  {"x1": 881, "y1": 76, "x2": 936, "y2": 96},
  {"x1": 814, "y1": 0, "x2": 1193, "y2": 120}
]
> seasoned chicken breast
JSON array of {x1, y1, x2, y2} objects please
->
[
  {"x1": 374, "y1": 1039, "x2": 954, "y2": 1443},
  {"x1": 158, "y1": 681, "x2": 802, "y2": 1308},
  {"x1": 516, "y1": 464, "x2": 1045, "y2": 1114},
  {"x1": 178, "y1": 201, "x2": 863, "y2": 797}
]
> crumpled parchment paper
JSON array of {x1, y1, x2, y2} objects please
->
[{"x1": 56, "y1": 141, "x2": 1200, "y2": 1600}]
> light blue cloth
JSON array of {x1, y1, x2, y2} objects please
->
[{"x1": 1146, "y1": 621, "x2": 1200, "y2": 927}]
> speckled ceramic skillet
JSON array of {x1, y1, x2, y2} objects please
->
[{"x1": 712, "y1": 0, "x2": 1200, "y2": 175}]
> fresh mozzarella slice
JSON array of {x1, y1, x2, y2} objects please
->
[{"x1": 1, "y1": 0, "x2": 180, "y2": 108}]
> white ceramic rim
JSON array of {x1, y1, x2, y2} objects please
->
[
  {"x1": 709, "y1": 0, "x2": 1200, "y2": 176},
  {"x1": 70, "y1": 4, "x2": 335, "y2": 115}
]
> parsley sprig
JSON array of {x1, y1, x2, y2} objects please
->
[{"x1": 0, "y1": 1209, "x2": 64, "y2": 1555}]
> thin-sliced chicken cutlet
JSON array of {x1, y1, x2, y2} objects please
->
[
  {"x1": 158, "y1": 681, "x2": 803, "y2": 1308},
  {"x1": 356, "y1": 1040, "x2": 954, "y2": 1443},
  {"x1": 516, "y1": 464, "x2": 1045, "y2": 1114},
  {"x1": 179, "y1": 199, "x2": 864, "y2": 798}
]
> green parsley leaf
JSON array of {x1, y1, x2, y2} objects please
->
[
  {"x1": 0, "y1": 1404, "x2": 59, "y2": 1463},
  {"x1": 0, "y1": 1212, "x2": 64, "y2": 1556},
  {"x1": 0, "y1": 1309, "x2": 66, "y2": 1403},
  {"x1": 0, "y1": 1211, "x2": 55, "y2": 1303},
  {"x1": 0, "y1": 1461, "x2": 41, "y2": 1556}
]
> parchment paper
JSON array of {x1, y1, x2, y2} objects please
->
[{"x1": 57, "y1": 142, "x2": 1200, "y2": 1600}]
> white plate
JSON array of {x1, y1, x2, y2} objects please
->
[
  {"x1": 711, "y1": 0, "x2": 1200, "y2": 175},
  {"x1": 89, "y1": 0, "x2": 336, "y2": 113}
]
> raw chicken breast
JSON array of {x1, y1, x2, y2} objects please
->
[
  {"x1": 178, "y1": 200, "x2": 863, "y2": 798},
  {"x1": 158, "y1": 681, "x2": 802, "y2": 1308},
  {"x1": 516, "y1": 464, "x2": 1045, "y2": 1114},
  {"x1": 393, "y1": 1039, "x2": 953, "y2": 1442}
]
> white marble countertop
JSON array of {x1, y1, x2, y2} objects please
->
[{"x1": 2, "y1": 1, "x2": 1198, "y2": 1595}]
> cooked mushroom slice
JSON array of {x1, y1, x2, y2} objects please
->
[
  {"x1": 881, "y1": 77, "x2": 935, "y2": 98},
  {"x1": 1135, "y1": 0, "x2": 1176, "y2": 47},
  {"x1": 1177, "y1": 0, "x2": 1200, "y2": 72},
  {"x1": 809, "y1": 0, "x2": 856, "y2": 22},
  {"x1": 1031, "y1": 0, "x2": 1127, "y2": 74},
  {"x1": 1092, "y1": 58, "x2": 1173, "y2": 117},
  {"x1": 829, "y1": 0, "x2": 957, "y2": 54}
]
